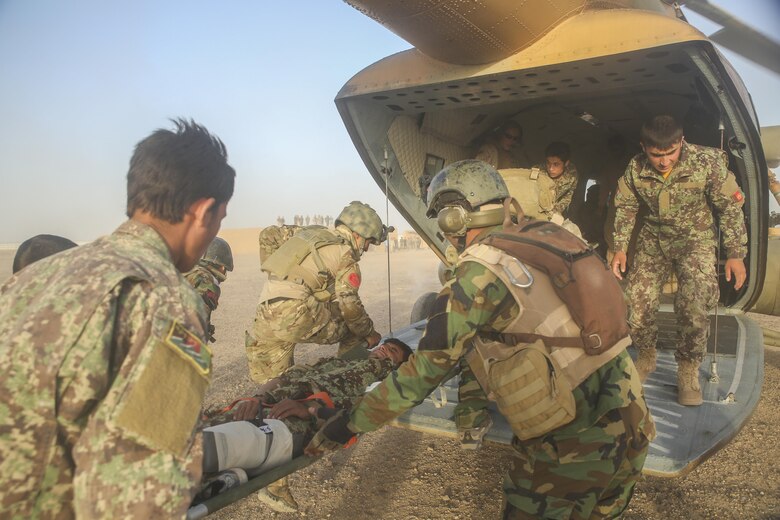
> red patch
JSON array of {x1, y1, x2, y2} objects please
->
[
  {"x1": 348, "y1": 272, "x2": 361, "y2": 288},
  {"x1": 732, "y1": 190, "x2": 744, "y2": 203}
]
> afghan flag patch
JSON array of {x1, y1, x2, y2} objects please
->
[
  {"x1": 164, "y1": 321, "x2": 212, "y2": 376},
  {"x1": 732, "y1": 190, "x2": 744, "y2": 203}
]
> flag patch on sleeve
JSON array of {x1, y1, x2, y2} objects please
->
[{"x1": 165, "y1": 321, "x2": 212, "y2": 376}]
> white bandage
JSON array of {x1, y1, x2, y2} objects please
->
[{"x1": 204, "y1": 419, "x2": 293, "y2": 473}]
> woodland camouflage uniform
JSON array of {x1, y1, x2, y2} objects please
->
[
  {"x1": 0, "y1": 221, "x2": 211, "y2": 519},
  {"x1": 246, "y1": 222, "x2": 378, "y2": 384},
  {"x1": 349, "y1": 233, "x2": 654, "y2": 518},
  {"x1": 613, "y1": 142, "x2": 747, "y2": 362}
]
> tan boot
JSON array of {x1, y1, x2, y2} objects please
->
[
  {"x1": 677, "y1": 359, "x2": 703, "y2": 406},
  {"x1": 634, "y1": 349, "x2": 657, "y2": 383},
  {"x1": 257, "y1": 477, "x2": 299, "y2": 513}
]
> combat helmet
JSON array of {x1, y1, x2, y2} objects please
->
[
  {"x1": 335, "y1": 201, "x2": 391, "y2": 244},
  {"x1": 202, "y1": 237, "x2": 234, "y2": 272},
  {"x1": 426, "y1": 159, "x2": 510, "y2": 235}
]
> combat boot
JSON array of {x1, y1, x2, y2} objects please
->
[
  {"x1": 634, "y1": 348, "x2": 657, "y2": 383},
  {"x1": 458, "y1": 415, "x2": 494, "y2": 450},
  {"x1": 677, "y1": 359, "x2": 703, "y2": 406},
  {"x1": 257, "y1": 477, "x2": 298, "y2": 513}
]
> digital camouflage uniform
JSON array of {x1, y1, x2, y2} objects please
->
[
  {"x1": 348, "y1": 226, "x2": 654, "y2": 519},
  {"x1": 207, "y1": 356, "x2": 396, "y2": 446},
  {"x1": 613, "y1": 142, "x2": 747, "y2": 362},
  {"x1": 246, "y1": 225, "x2": 376, "y2": 384},
  {"x1": 185, "y1": 262, "x2": 224, "y2": 341},
  {"x1": 531, "y1": 162, "x2": 579, "y2": 219},
  {"x1": 0, "y1": 221, "x2": 211, "y2": 519}
]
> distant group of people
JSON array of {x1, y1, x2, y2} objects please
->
[
  {"x1": 0, "y1": 113, "x2": 748, "y2": 519},
  {"x1": 279, "y1": 214, "x2": 333, "y2": 227}
]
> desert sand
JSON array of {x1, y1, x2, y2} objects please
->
[{"x1": 1, "y1": 229, "x2": 778, "y2": 519}]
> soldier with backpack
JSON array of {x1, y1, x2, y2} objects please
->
[
  {"x1": 245, "y1": 201, "x2": 391, "y2": 511},
  {"x1": 306, "y1": 160, "x2": 655, "y2": 519}
]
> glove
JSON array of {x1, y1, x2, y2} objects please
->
[{"x1": 304, "y1": 408, "x2": 358, "y2": 456}]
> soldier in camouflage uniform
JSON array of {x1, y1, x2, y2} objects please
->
[
  {"x1": 245, "y1": 201, "x2": 390, "y2": 509},
  {"x1": 0, "y1": 119, "x2": 235, "y2": 519},
  {"x1": 185, "y1": 236, "x2": 234, "y2": 342},
  {"x1": 200, "y1": 339, "x2": 413, "y2": 511},
  {"x1": 532, "y1": 141, "x2": 579, "y2": 222},
  {"x1": 611, "y1": 115, "x2": 747, "y2": 406},
  {"x1": 475, "y1": 120, "x2": 528, "y2": 169},
  {"x1": 307, "y1": 160, "x2": 654, "y2": 519}
]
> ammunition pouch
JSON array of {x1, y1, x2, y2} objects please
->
[{"x1": 466, "y1": 338, "x2": 575, "y2": 440}]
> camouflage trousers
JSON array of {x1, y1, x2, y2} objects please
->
[
  {"x1": 454, "y1": 359, "x2": 491, "y2": 431},
  {"x1": 626, "y1": 237, "x2": 718, "y2": 362},
  {"x1": 245, "y1": 298, "x2": 365, "y2": 384},
  {"x1": 503, "y1": 405, "x2": 650, "y2": 519}
]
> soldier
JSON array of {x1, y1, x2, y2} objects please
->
[
  {"x1": 611, "y1": 115, "x2": 747, "y2": 406},
  {"x1": 532, "y1": 141, "x2": 579, "y2": 222},
  {"x1": 306, "y1": 160, "x2": 654, "y2": 519},
  {"x1": 12, "y1": 233, "x2": 78, "y2": 274},
  {"x1": 475, "y1": 120, "x2": 528, "y2": 169},
  {"x1": 0, "y1": 119, "x2": 235, "y2": 518},
  {"x1": 185, "y1": 236, "x2": 234, "y2": 342},
  {"x1": 244, "y1": 201, "x2": 390, "y2": 509},
  {"x1": 199, "y1": 339, "x2": 413, "y2": 511}
]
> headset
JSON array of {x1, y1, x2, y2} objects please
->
[{"x1": 436, "y1": 206, "x2": 507, "y2": 236}]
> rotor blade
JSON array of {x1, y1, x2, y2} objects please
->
[{"x1": 682, "y1": 0, "x2": 780, "y2": 75}]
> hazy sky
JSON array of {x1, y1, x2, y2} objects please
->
[{"x1": 0, "y1": 0, "x2": 778, "y2": 244}]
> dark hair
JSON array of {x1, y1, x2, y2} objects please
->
[
  {"x1": 126, "y1": 118, "x2": 235, "y2": 222},
  {"x1": 13, "y1": 234, "x2": 78, "y2": 274},
  {"x1": 639, "y1": 115, "x2": 683, "y2": 150},
  {"x1": 544, "y1": 141, "x2": 571, "y2": 162},
  {"x1": 383, "y1": 338, "x2": 414, "y2": 362}
]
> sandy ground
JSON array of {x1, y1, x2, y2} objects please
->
[{"x1": 1, "y1": 235, "x2": 779, "y2": 519}]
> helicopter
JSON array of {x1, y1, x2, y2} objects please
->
[
  {"x1": 185, "y1": 1, "x2": 780, "y2": 517},
  {"x1": 329, "y1": 0, "x2": 780, "y2": 479}
]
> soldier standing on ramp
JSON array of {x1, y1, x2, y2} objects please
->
[
  {"x1": 307, "y1": 160, "x2": 654, "y2": 519},
  {"x1": 186, "y1": 236, "x2": 234, "y2": 342},
  {"x1": 245, "y1": 201, "x2": 390, "y2": 511},
  {"x1": 0, "y1": 119, "x2": 235, "y2": 518},
  {"x1": 611, "y1": 115, "x2": 747, "y2": 406}
]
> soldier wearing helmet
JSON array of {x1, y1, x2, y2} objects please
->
[
  {"x1": 306, "y1": 160, "x2": 654, "y2": 519},
  {"x1": 185, "y1": 236, "x2": 234, "y2": 342},
  {"x1": 244, "y1": 201, "x2": 390, "y2": 512}
]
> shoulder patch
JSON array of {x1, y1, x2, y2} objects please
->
[
  {"x1": 164, "y1": 321, "x2": 211, "y2": 376},
  {"x1": 732, "y1": 190, "x2": 744, "y2": 203},
  {"x1": 348, "y1": 272, "x2": 361, "y2": 288}
]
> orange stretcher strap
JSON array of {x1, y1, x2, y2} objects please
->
[{"x1": 303, "y1": 391, "x2": 335, "y2": 409}]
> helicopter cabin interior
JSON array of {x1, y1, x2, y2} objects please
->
[{"x1": 333, "y1": 9, "x2": 767, "y2": 477}]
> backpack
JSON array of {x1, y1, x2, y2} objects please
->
[{"x1": 483, "y1": 217, "x2": 629, "y2": 356}]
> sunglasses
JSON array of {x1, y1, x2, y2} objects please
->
[{"x1": 503, "y1": 133, "x2": 520, "y2": 141}]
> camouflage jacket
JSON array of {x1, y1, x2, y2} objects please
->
[
  {"x1": 349, "y1": 227, "x2": 653, "y2": 442},
  {"x1": 532, "y1": 162, "x2": 579, "y2": 217},
  {"x1": 211, "y1": 357, "x2": 394, "y2": 441},
  {"x1": 260, "y1": 225, "x2": 374, "y2": 339},
  {"x1": 185, "y1": 263, "x2": 221, "y2": 313},
  {"x1": 613, "y1": 142, "x2": 747, "y2": 258},
  {"x1": 0, "y1": 220, "x2": 210, "y2": 519}
]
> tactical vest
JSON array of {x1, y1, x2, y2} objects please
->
[
  {"x1": 461, "y1": 224, "x2": 631, "y2": 440},
  {"x1": 261, "y1": 227, "x2": 346, "y2": 301}
]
